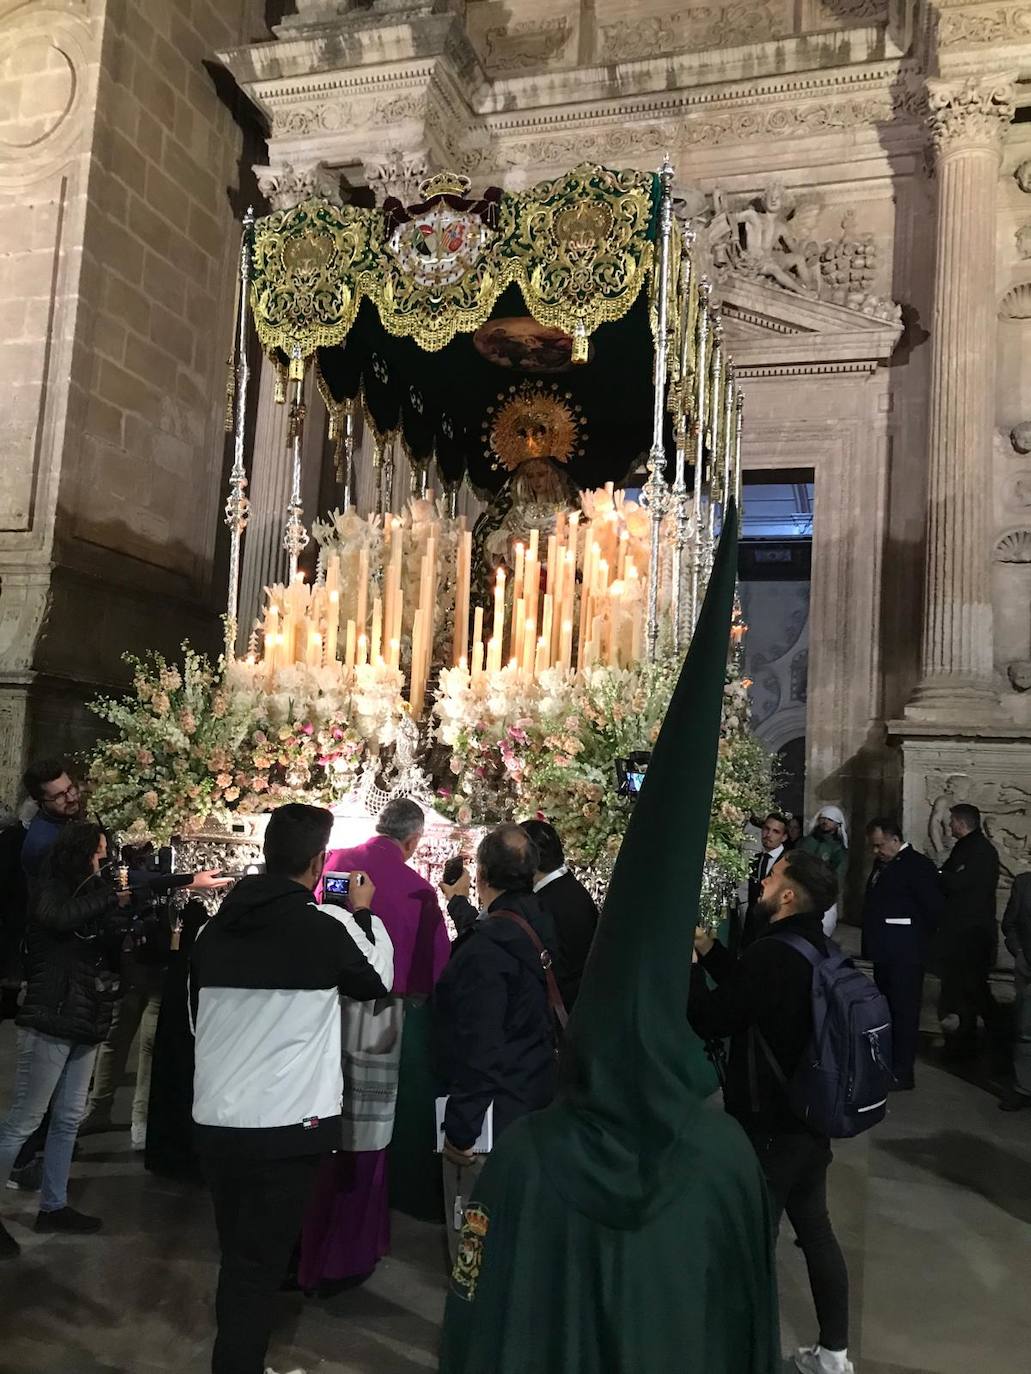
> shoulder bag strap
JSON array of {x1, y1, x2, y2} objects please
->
[{"x1": 491, "y1": 909, "x2": 569, "y2": 1031}]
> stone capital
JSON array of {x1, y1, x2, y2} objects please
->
[
  {"x1": 926, "y1": 74, "x2": 1016, "y2": 158},
  {"x1": 361, "y1": 147, "x2": 432, "y2": 205},
  {"x1": 254, "y1": 161, "x2": 343, "y2": 210}
]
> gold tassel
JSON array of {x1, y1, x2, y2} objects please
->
[
  {"x1": 328, "y1": 408, "x2": 340, "y2": 442},
  {"x1": 289, "y1": 350, "x2": 306, "y2": 382},
  {"x1": 274, "y1": 365, "x2": 286, "y2": 405},
  {"x1": 571, "y1": 321, "x2": 589, "y2": 365}
]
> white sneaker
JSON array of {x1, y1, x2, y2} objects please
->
[
  {"x1": 130, "y1": 1123, "x2": 146, "y2": 1152},
  {"x1": 794, "y1": 1346, "x2": 855, "y2": 1374}
]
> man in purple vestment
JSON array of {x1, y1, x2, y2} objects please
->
[{"x1": 299, "y1": 799, "x2": 451, "y2": 1289}]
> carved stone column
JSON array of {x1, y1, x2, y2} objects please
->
[
  {"x1": 908, "y1": 75, "x2": 1015, "y2": 719},
  {"x1": 362, "y1": 149, "x2": 431, "y2": 205}
]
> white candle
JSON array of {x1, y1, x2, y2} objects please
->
[
  {"x1": 559, "y1": 617, "x2": 574, "y2": 672},
  {"x1": 492, "y1": 569, "x2": 506, "y2": 661},
  {"x1": 471, "y1": 607, "x2": 484, "y2": 680},
  {"x1": 307, "y1": 630, "x2": 322, "y2": 669},
  {"x1": 344, "y1": 619, "x2": 356, "y2": 669},
  {"x1": 325, "y1": 590, "x2": 339, "y2": 663},
  {"x1": 371, "y1": 597, "x2": 383, "y2": 664}
]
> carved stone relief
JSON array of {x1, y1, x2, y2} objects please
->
[
  {"x1": 1016, "y1": 160, "x2": 1031, "y2": 193},
  {"x1": 936, "y1": 4, "x2": 1031, "y2": 47},
  {"x1": 597, "y1": 4, "x2": 794, "y2": 62},
  {"x1": 677, "y1": 187, "x2": 899, "y2": 321},
  {"x1": 999, "y1": 282, "x2": 1031, "y2": 319},
  {"x1": 919, "y1": 761, "x2": 1031, "y2": 885},
  {"x1": 1016, "y1": 223, "x2": 1031, "y2": 260},
  {"x1": 995, "y1": 529, "x2": 1031, "y2": 563},
  {"x1": 926, "y1": 75, "x2": 1016, "y2": 154},
  {"x1": 481, "y1": 18, "x2": 572, "y2": 73}
]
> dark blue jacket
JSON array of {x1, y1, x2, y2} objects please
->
[
  {"x1": 21, "y1": 812, "x2": 70, "y2": 880},
  {"x1": 861, "y1": 845, "x2": 943, "y2": 966},
  {"x1": 434, "y1": 889, "x2": 558, "y2": 1151}
]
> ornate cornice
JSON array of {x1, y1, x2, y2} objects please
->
[{"x1": 926, "y1": 74, "x2": 1016, "y2": 155}]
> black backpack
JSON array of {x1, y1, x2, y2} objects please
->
[{"x1": 751, "y1": 932, "x2": 893, "y2": 1138}]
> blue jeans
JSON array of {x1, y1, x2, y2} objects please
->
[{"x1": 0, "y1": 1028, "x2": 97, "y2": 1212}]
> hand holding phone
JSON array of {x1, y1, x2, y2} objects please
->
[{"x1": 345, "y1": 870, "x2": 375, "y2": 914}]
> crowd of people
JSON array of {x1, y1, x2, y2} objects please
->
[{"x1": 0, "y1": 749, "x2": 1027, "y2": 1374}]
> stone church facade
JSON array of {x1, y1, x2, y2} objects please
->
[{"x1": 3, "y1": 0, "x2": 1031, "y2": 890}]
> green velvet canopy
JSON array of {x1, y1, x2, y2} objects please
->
[{"x1": 247, "y1": 163, "x2": 700, "y2": 496}]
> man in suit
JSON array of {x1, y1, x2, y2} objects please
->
[
  {"x1": 739, "y1": 813, "x2": 789, "y2": 951},
  {"x1": 520, "y1": 818, "x2": 598, "y2": 1011},
  {"x1": 1000, "y1": 871, "x2": 1031, "y2": 1111},
  {"x1": 937, "y1": 802, "x2": 1001, "y2": 1057},
  {"x1": 863, "y1": 819, "x2": 943, "y2": 1090}
]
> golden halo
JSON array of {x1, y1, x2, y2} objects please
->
[{"x1": 485, "y1": 383, "x2": 583, "y2": 472}]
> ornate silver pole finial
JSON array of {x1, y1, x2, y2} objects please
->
[
  {"x1": 283, "y1": 343, "x2": 310, "y2": 580},
  {"x1": 644, "y1": 158, "x2": 676, "y2": 662},
  {"x1": 223, "y1": 206, "x2": 255, "y2": 660},
  {"x1": 734, "y1": 389, "x2": 745, "y2": 508}
]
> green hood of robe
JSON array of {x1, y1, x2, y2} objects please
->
[{"x1": 530, "y1": 504, "x2": 738, "y2": 1230}]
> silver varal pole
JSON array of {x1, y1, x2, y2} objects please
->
[
  {"x1": 645, "y1": 156, "x2": 675, "y2": 662},
  {"x1": 670, "y1": 237, "x2": 693, "y2": 656},
  {"x1": 689, "y1": 284, "x2": 711, "y2": 629},
  {"x1": 223, "y1": 207, "x2": 254, "y2": 659},
  {"x1": 734, "y1": 389, "x2": 745, "y2": 506},
  {"x1": 722, "y1": 366, "x2": 736, "y2": 521},
  {"x1": 284, "y1": 344, "x2": 309, "y2": 580},
  {"x1": 341, "y1": 402, "x2": 355, "y2": 512}
]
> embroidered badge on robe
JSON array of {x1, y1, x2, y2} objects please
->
[{"x1": 450, "y1": 1203, "x2": 490, "y2": 1302}]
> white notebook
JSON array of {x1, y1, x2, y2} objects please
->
[{"x1": 435, "y1": 1096, "x2": 494, "y2": 1154}]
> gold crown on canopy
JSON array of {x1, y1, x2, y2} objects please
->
[{"x1": 418, "y1": 170, "x2": 473, "y2": 200}]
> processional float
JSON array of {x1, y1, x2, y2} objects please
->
[{"x1": 221, "y1": 161, "x2": 743, "y2": 705}]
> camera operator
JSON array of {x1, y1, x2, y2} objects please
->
[
  {"x1": 81, "y1": 844, "x2": 230, "y2": 1148},
  {"x1": 0, "y1": 821, "x2": 132, "y2": 1258}
]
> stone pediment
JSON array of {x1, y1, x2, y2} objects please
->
[{"x1": 719, "y1": 278, "x2": 903, "y2": 375}]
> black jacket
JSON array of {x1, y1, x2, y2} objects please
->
[
  {"x1": 533, "y1": 869, "x2": 598, "y2": 1010},
  {"x1": 939, "y1": 829, "x2": 1000, "y2": 961},
  {"x1": 862, "y1": 844, "x2": 943, "y2": 966},
  {"x1": 17, "y1": 872, "x2": 124, "y2": 1045},
  {"x1": 688, "y1": 910, "x2": 828, "y2": 1137},
  {"x1": 1002, "y1": 872, "x2": 1031, "y2": 971},
  {"x1": 190, "y1": 875, "x2": 392, "y2": 1158},
  {"x1": 434, "y1": 889, "x2": 558, "y2": 1151}
]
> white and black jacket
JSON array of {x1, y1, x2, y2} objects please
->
[{"x1": 190, "y1": 874, "x2": 393, "y2": 1158}]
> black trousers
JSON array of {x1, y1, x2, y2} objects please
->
[
  {"x1": 752, "y1": 1131, "x2": 849, "y2": 1353},
  {"x1": 202, "y1": 1152, "x2": 321, "y2": 1374},
  {"x1": 873, "y1": 962, "x2": 924, "y2": 1082},
  {"x1": 938, "y1": 926, "x2": 998, "y2": 1041}
]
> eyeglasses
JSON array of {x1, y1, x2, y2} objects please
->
[{"x1": 43, "y1": 784, "x2": 79, "y2": 805}]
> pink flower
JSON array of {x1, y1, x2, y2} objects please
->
[
  {"x1": 457, "y1": 805, "x2": 473, "y2": 825},
  {"x1": 136, "y1": 749, "x2": 153, "y2": 768},
  {"x1": 301, "y1": 722, "x2": 314, "y2": 736},
  {"x1": 152, "y1": 692, "x2": 170, "y2": 716},
  {"x1": 223, "y1": 786, "x2": 240, "y2": 802},
  {"x1": 179, "y1": 710, "x2": 197, "y2": 735},
  {"x1": 251, "y1": 776, "x2": 269, "y2": 792},
  {"x1": 215, "y1": 772, "x2": 232, "y2": 788},
  {"x1": 142, "y1": 790, "x2": 158, "y2": 811}
]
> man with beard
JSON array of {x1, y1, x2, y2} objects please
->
[
  {"x1": 20, "y1": 759, "x2": 84, "y2": 880},
  {"x1": 690, "y1": 848, "x2": 853, "y2": 1374}
]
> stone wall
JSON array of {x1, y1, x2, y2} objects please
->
[{"x1": 0, "y1": 0, "x2": 270, "y2": 803}]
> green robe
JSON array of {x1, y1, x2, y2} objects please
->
[
  {"x1": 440, "y1": 1108, "x2": 779, "y2": 1373},
  {"x1": 439, "y1": 505, "x2": 780, "y2": 1374}
]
